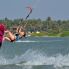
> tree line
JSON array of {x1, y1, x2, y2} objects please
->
[{"x1": 0, "y1": 17, "x2": 69, "y2": 34}]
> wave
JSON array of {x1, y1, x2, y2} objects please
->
[
  {"x1": 16, "y1": 49, "x2": 69, "y2": 68},
  {"x1": 15, "y1": 39, "x2": 63, "y2": 43},
  {"x1": 0, "y1": 49, "x2": 69, "y2": 68},
  {"x1": 16, "y1": 40, "x2": 37, "y2": 43}
]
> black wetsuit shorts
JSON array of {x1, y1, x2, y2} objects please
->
[{"x1": 0, "y1": 42, "x2": 2, "y2": 48}]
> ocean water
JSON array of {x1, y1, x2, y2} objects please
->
[{"x1": 0, "y1": 36, "x2": 69, "y2": 69}]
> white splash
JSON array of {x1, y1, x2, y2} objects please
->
[{"x1": 0, "y1": 49, "x2": 69, "y2": 68}]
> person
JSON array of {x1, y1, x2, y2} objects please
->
[
  {"x1": 4, "y1": 26, "x2": 26, "y2": 42},
  {"x1": 0, "y1": 23, "x2": 6, "y2": 48}
]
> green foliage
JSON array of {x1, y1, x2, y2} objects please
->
[
  {"x1": 60, "y1": 31, "x2": 69, "y2": 37},
  {"x1": 48, "y1": 33, "x2": 58, "y2": 36},
  {"x1": 0, "y1": 17, "x2": 69, "y2": 37}
]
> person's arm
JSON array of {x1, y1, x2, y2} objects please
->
[
  {"x1": 16, "y1": 26, "x2": 26, "y2": 38},
  {"x1": 16, "y1": 26, "x2": 20, "y2": 33}
]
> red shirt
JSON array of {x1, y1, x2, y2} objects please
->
[{"x1": 0, "y1": 24, "x2": 5, "y2": 42}]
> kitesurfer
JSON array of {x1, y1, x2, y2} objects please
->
[{"x1": 4, "y1": 26, "x2": 26, "y2": 42}]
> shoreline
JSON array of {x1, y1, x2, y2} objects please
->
[{"x1": 28, "y1": 32, "x2": 69, "y2": 37}]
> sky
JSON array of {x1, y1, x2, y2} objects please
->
[{"x1": 0, "y1": 0, "x2": 69, "y2": 20}]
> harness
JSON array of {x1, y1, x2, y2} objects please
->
[
  {"x1": 15, "y1": 33, "x2": 20, "y2": 41},
  {"x1": 15, "y1": 33, "x2": 26, "y2": 41}
]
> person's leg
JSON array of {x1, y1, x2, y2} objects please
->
[
  {"x1": 4, "y1": 37, "x2": 11, "y2": 41},
  {"x1": 4, "y1": 30, "x2": 15, "y2": 41}
]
